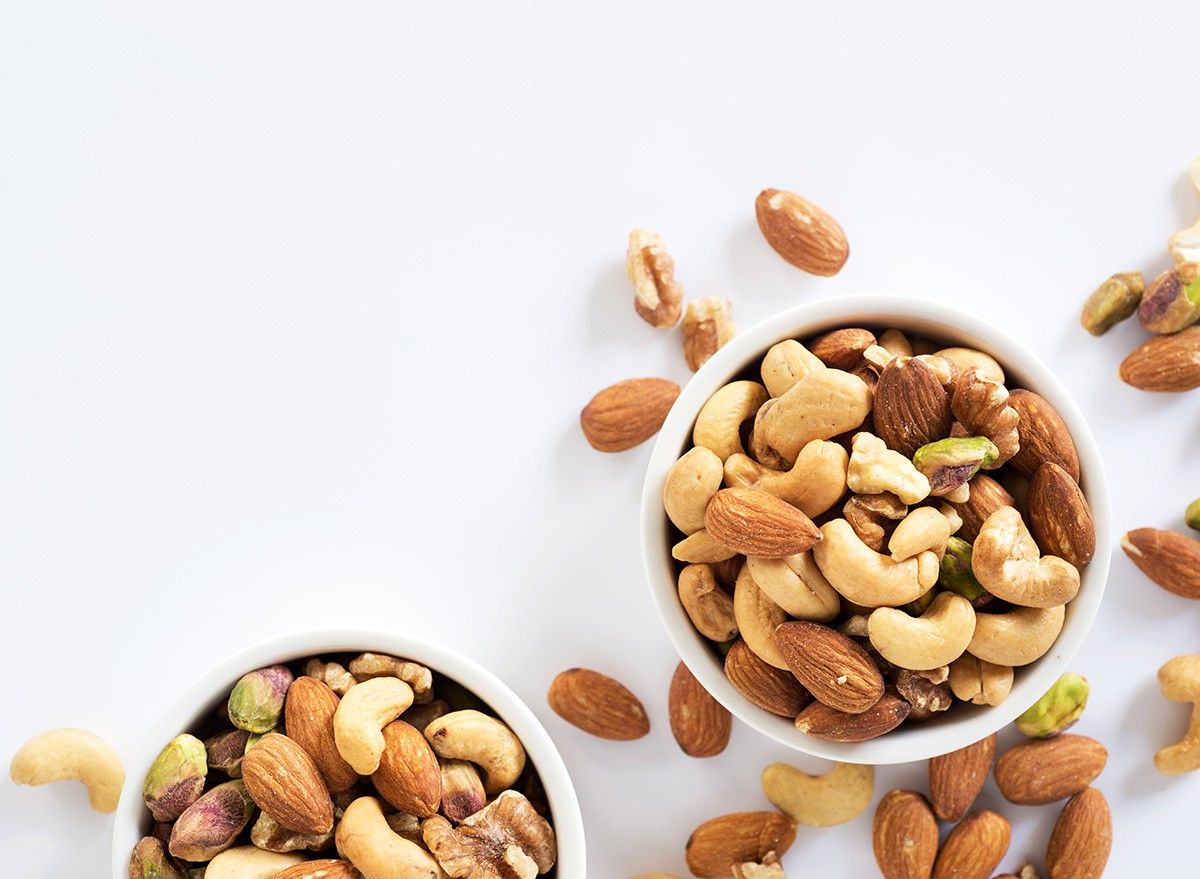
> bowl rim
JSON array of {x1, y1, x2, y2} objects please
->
[
  {"x1": 641, "y1": 294, "x2": 1112, "y2": 764},
  {"x1": 110, "y1": 628, "x2": 586, "y2": 877}
]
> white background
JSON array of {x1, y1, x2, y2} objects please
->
[{"x1": 2, "y1": 3, "x2": 1199, "y2": 876}]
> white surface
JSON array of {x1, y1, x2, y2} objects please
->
[{"x1": 1, "y1": 2, "x2": 1199, "y2": 875}]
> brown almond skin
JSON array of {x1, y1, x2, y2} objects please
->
[
  {"x1": 685, "y1": 811, "x2": 798, "y2": 879},
  {"x1": 795, "y1": 693, "x2": 910, "y2": 742},
  {"x1": 1122, "y1": 527, "x2": 1200, "y2": 598},
  {"x1": 724, "y1": 640, "x2": 811, "y2": 717},
  {"x1": 273, "y1": 861, "x2": 359, "y2": 879},
  {"x1": 949, "y1": 474, "x2": 1015, "y2": 543},
  {"x1": 580, "y1": 377, "x2": 680, "y2": 452},
  {"x1": 810, "y1": 327, "x2": 877, "y2": 371},
  {"x1": 994, "y1": 734, "x2": 1107, "y2": 806},
  {"x1": 241, "y1": 733, "x2": 334, "y2": 835},
  {"x1": 284, "y1": 677, "x2": 359, "y2": 794},
  {"x1": 874, "y1": 357, "x2": 953, "y2": 458},
  {"x1": 933, "y1": 810, "x2": 1011, "y2": 879},
  {"x1": 1029, "y1": 462, "x2": 1095, "y2": 568},
  {"x1": 372, "y1": 719, "x2": 441, "y2": 817},
  {"x1": 547, "y1": 668, "x2": 650, "y2": 740},
  {"x1": 928, "y1": 733, "x2": 997, "y2": 822},
  {"x1": 1008, "y1": 390, "x2": 1081, "y2": 482},
  {"x1": 775, "y1": 621, "x2": 884, "y2": 714},
  {"x1": 755, "y1": 188, "x2": 849, "y2": 276},
  {"x1": 1046, "y1": 787, "x2": 1111, "y2": 879},
  {"x1": 1120, "y1": 325, "x2": 1200, "y2": 392},
  {"x1": 873, "y1": 790, "x2": 939, "y2": 879},
  {"x1": 704, "y1": 487, "x2": 823, "y2": 558},
  {"x1": 669, "y1": 662, "x2": 732, "y2": 758}
]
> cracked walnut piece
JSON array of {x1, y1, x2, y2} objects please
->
[
  {"x1": 627, "y1": 229, "x2": 684, "y2": 328},
  {"x1": 305, "y1": 659, "x2": 357, "y2": 696},
  {"x1": 950, "y1": 368, "x2": 1019, "y2": 469},
  {"x1": 349, "y1": 653, "x2": 434, "y2": 703},
  {"x1": 422, "y1": 790, "x2": 556, "y2": 879},
  {"x1": 682, "y1": 297, "x2": 737, "y2": 371}
]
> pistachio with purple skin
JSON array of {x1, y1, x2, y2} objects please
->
[
  {"x1": 913, "y1": 436, "x2": 998, "y2": 497},
  {"x1": 227, "y1": 664, "x2": 293, "y2": 733},
  {"x1": 1015, "y1": 672, "x2": 1090, "y2": 738},
  {"x1": 1138, "y1": 262, "x2": 1200, "y2": 334},
  {"x1": 939, "y1": 537, "x2": 992, "y2": 607},
  {"x1": 204, "y1": 729, "x2": 250, "y2": 778},
  {"x1": 168, "y1": 780, "x2": 254, "y2": 862},
  {"x1": 142, "y1": 734, "x2": 207, "y2": 822},
  {"x1": 128, "y1": 836, "x2": 185, "y2": 879}
]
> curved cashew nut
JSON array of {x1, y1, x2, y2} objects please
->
[
  {"x1": 760, "y1": 339, "x2": 826, "y2": 397},
  {"x1": 693, "y1": 381, "x2": 769, "y2": 461},
  {"x1": 334, "y1": 677, "x2": 415, "y2": 774},
  {"x1": 948, "y1": 654, "x2": 1013, "y2": 706},
  {"x1": 812, "y1": 519, "x2": 938, "y2": 608},
  {"x1": 678, "y1": 564, "x2": 739, "y2": 641},
  {"x1": 424, "y1": 710, "x2": 526, "y2": 793},
  {"x1": 9, "y1": 728, "x2": 124, "y2": 813},
  {"x1": 746, "y1": 553, "x2": 840, "y2": 622},
  {"x1": 968, "y1": 604, "x2": 1065, "y2": 666},
  {"x1": 888, "y1": 505, "x2": 962, "y2": 561},
  {"x1": 936, "y1": 347, "x2": 1006, "y2": 384},
  {"x1": 1170, "y1": 218, "x2": 1200, "y2": 264},
  {"x1": 758, "y1": 368, "x2": 873, "y2": 466},
  {"x1": 724, "y1": 439, "x2": 849, "y2": 518},
  {"x1": 336, "y1": 796, "x2": 444, "y2": 879},
  {"x1": 205, "y1": 846, "x2": 304, "y2": 879},
  {"x1": 847, "y1": 433, "x2": 931, "y2": 505},
  {"x1": 761, "y1": 761, "x2": 874, "y2": 827},
  {"x1": 664, "y1": 446, "x2": 724, "y2": 535},
  {"x1": 868, "y1": 592, "x2": 976, "y2": 670},
  {"x1": 973, "y1": 506, "x2": 1080, "y2": 608},
  {"x1": 1155, "y1": 655, "x2": 1200, "y2": 774},
  {"x1": 671, "y1": 529, "x2": 737, "y2": 564},
  {"x1": 732, "y1": 563, "x2": 789, "y2": 669}
]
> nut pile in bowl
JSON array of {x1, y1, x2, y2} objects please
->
[
  {"x1": 662, "y1": 327, "x2": 1096, "y2": 743},
  {"x1": 127, "y1": 652, "x2": 557, "y2": 879}
]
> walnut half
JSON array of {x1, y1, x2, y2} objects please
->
[{"x1": 422, "y1": 791, "x2": 556, "y2": 879}]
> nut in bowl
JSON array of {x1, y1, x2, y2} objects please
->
[{"x1": 641, "y1": 297, "x2": 1111, "y2": 764}]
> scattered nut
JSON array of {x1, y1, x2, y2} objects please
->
[
  {"x1": 732, "y1": 852, "x2": 785, "y2": 879},
  {"x1": 668, "y1": 662, "x2": 732, "y2": 758},
  {"x1": 1169, "y1": 219, "x2": 1200, "y2": 264},
  {"x1": 994, "y1": 734, "x2": 1107, "y2": 805},
  {"x1": 1080, "y1": 272, "x2": 1144, "y2": 335},
  {"x1": 9, "y1": 727, "x2": 125, "y2": 813},
  {"x1": 1137, "y1": 261, "x2": 1200, "y2": 334},
  {"x1": 685, "y1": 811, "x2": 798, "y2": 879},
  {"x1": 628, "y1": 228, "x2": 684, "y2": 328},
  {"x1": 932, "y1": 810, "x2": 1011, "y2": 879},
  {"x1": 1188, "y1": 497, "x2": 1200, "y2": 531},
  {"x1": 1015, "y1": 672, "x2": 1089, "y2": 738},
  {"x1": 762, "y1": 761, "x2": 873, "y2": 827},
  {"x1": 1120, "y1": 325, "x2": 1200, "y2": 392},
  {"x1": 754, "y1": 188, "x2": 849, "y2": 276},
  {"x1": 1045, "y1": 787, "x2": 1111, "y2": 879},
  {"x1": 928, "y1": 734, "x2": 996, "y2": 822},
  {"x1": 1154, "y1": 654, "x2": 1200, "y2": 774},
  {"x1": 581, "y1": 377, "x2": 681, "y2": 452},
  {"x1": 872, "y1": 790, "x2": 938, "y2": 879},
  {"x1": 683, "y1": 296, "x2": 738, "y2": 370}
]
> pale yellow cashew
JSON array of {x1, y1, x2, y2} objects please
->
[
  {"x1": 761, "y1": 761, "x2": 874, "y2": 827},
  {"x1": 9, "y1": 728, "x2": 124, "y2": 813},
  {"x1": 693, "y1": 381, "x2": 769, "y2": 461},
  {"x1": 812, "y1": 519, "x2": 938, "y2": 608},
  {"x1": 336, "y1": 797, "x2": 445, "y2": 879},
  {"x1": 671, "y1": 530, "x2": 737, "y2": 564},
  {"x1": 334, "y1": 677, "x2": 415, "y2": 774},
  {"x1": 973, "y1": 506, "x2": 1080, "y2": 608},
  {"x1": 1169, "y1": 219, "x2": 1200, "y2": 264},
  {"x1": 888, "y1": 505, "x2": 962, "y2": 561},
  {"x1": 678, "y1": 564, "x2": 739, "y2": 641},
  {"x1": 760, "y1": 339, "x2": 825, "y2": 397},
  {"x1": 732, "y1": 563, "x2": 788, "y2": 669},
  {"x1": 847, "y1": 433, "x2": 931, "y2": 505},
  {"x1": 968, "y1": 604, "x2": 1065, "y2": 666},
  {"x1": 205, "y1": 846, "x2": 304, "y2": 879},
  {"x1": 424, "y1": 710, "x2": 525, "y2": 793},
  {"x1": 936, "y1": 347, "x2": 1006, "y2": 384},
  {"x1": 724, "y1": 439, "x2": 848, "y2": 518},
  {"x1": 745, "y1": 553, "x2": 840, "y2": 622},
  {"x1": 663, "y1": 446, "x2": 724, "y2": 535},
  {"x1": 868, "y1": 592, "x2": 976, "y2": 671},
  {"x1": 1155, "y1": 655, "x2": 1200, "y2": 774},
  {"x1": 758, "y1": 368, "x2": 872, "y2": 465},
  {"x1": 948, "y1": 654, "x2": 1013, "y2": 706}
]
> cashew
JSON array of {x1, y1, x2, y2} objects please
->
[
  {"x1": 748, "y1": 399, "x2": 790, "y2": 470},
  {"x1": 888, "y1": 505, "x2": 962, "y2": 561},
  {"x1": 336, "y1": 796, "x2": 444, "y2": 879},
  {"x1": 847, "y1": 433, "x2": 931, "y2": 505},
  {"x1": 745, "y1": 553, "x2": 840, "y2": 622},
  {"x1": 678, "y1": 564, "x2": 739, "y2": 641},
  {"x1": 968, "y1": 604, "x2": 1065, "y2": 666},
  {"x1": 878, "y1": 328, "x2": 913, "y2": 358},
  {"x1": 972, "y1": 506, "x2": 1080, "y2": 608},
  {"x1": 724, "y1": 439, "x2": 848, "y2": 518},
  {"x1": 948, "y1": 654, "x2": 1013, "y2": 706},
  {"x1": 664, "y1": 447, "x2": 725, "y2": 535},
  {"x1": 9, "y1": 728, "x2": 124, "y2": 812},
  {"x1": 205, "y1": 846, "x2": 304, "y2": 879},
  {"x1": 758, "y1": 368, "x2": 872, "y2": 465},
  {"x1": 334, "y1": 677, "x2": 415, "y2": 774},
  {"x1": 945, "y1": 481, "x2": 970, "y2": 504},
  {"x1": 812, "y1": 519, "x2": 938, "y2": 608},
  {"x1": 732, "y1": 562, "x2": 789, "y2": 669},
  {"x1": 868, "y1": 592, "x2": 976, "y2": 670},
  {"x1": 761, "y1": 761, "x2": 874, "y2": 827},
  {"x1": 1169, "y1": 218, "x2": 1200, "y2": 264},
  {"x1": 937, "y1": 347, "x2": 1006, "y2": 384},
  {"x1": 424, "y1": 710, "x2": 526, "y2": 793},
  {"x1": 1155, "y1": 655, "x2": 1200, "y2": 774},
  {"x1": 693, "y1": 381, "x2": 769, "y2": 461},
  {"x1": 760, "y1": 339, "x2": 825, "y2": 397},
  {"x1": 672, "y1": 529, "x2": 737, "y2": 563}
]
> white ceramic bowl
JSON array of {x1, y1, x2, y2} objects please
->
[
  {"x1": 111, "y1": 629, "x2": 586, "y2": 877},
  {"x1": 642, "y1": 296, "x2": 1112, "y2": 764}
]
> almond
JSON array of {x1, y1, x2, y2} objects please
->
[
  {"x1": 795, "y1": 693, "x2": 910, "y2": 742},
  {"x1": 1028, "y1": 462, "x2": 1096, "y2": 568},
  {"x1": 1120, "y1": 325, "x2": 1200, "y2": 391},
  {"x1": 1045, "y1": 787, "x2": 1111, "y2": 879},
  {"x1": 1008, "y1": 390, "x2": 1080, "y2": 481},
  {"x1": 685, "y1": 811, "x2": 798, "y2": 879},
  {"x1": 547, "y1": 668, "x2": 650, "y2": 740},
  {"x1": 810, "y1": 328, "x2": 877, "y2": 371},
  {"x1": 372, "y1": 719, "x2": 441, "y2": 817},
  {"x1": 580, "y1": 377, "x2": 680, "y2": 452},
  {"x1": 704, "y1": 487, "x2": 823, "y2": 558},
  {"x1": 724, "y1": 640, "x2": 811, "y2": 717},
  {"x1": 948, "y1": 473, "x2": 1014, "y2": 543},
  {"x1": 873, "y1": 357, "x2": 953, "y2": 458},
  {"x1": 928, "y1": 733, "x2": 997, "y2": 822},
  {"x1": 1121, "y1": 528, "x2": 1200, "y2": 598},
  {"x1": 872, "y1": 790, "x2": 939, "y2": 879},
  {"x1": 668, "y1": 662, "x2": 732, "y2": 758},
  {"x1": 775, "y1": 621, "x2": 884, "y2": 714},
  {"x1": 284, "y1": 677, "x2": 359, "y2": 794},
  {"x1": 754, "y1": 188, "x2": 849, "y2": 276},
  {"x1": 932, "y1": 810, "x2": 1010, "y2": 879},
  {"x1": 994, "y1": 734, "x2": 1107, "y2": 805},
  {"x1": 241, "y1": 733, "x2": 334, "y2": 835},
  {"x1": 273, "y1": 860, "x2": 359, "y2": 879}
]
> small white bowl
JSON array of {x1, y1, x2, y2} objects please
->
[
  {"x1": 111, "y1": 629, "x2": 586, "y2": 877},
  {"x1": 641, "y1": 296, "x2": 1112, "y2": 765}
]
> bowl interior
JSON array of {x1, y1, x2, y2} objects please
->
[{"x1": 642, "y1": 296, "x2": 1112, "y2": 764}]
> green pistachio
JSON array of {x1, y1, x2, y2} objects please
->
[
  {"x1": 939, "y1": 537, "x2": 992, "y2": 607},
  {"x1": 913, "y1": 437, "x2": 999, "y2": 497},
  {"x1": 1186, "y1": 497, "x2": 1200, "y2": 532},
  {"x1": 1015, "y1": 672, "x2": 1090, "y2": 738},
  {"x1": 1080, "y1": 271, "x2": 1144, "y2": 336},
  {"x1": 1138, "y1": 262, "x2": 1200, "y2": 334},
  {"x1": 227, "y1": 664, "x2": 293, "y2": 733},
  {"x1": 244, "y1": 731, "x2": 270, "y2": 753},
  {"x1": 167, "y1": 780, "x2": 254, "y2": 862},
  {"x1": 128, "y1": 837, "x2": 186, "y2": 879},
  {"x1": 204, "y1": 729, "x2": 250, "y2": 778},
  {"x1": 142, "y1": 734, "x2": 207, "y2": 822}
]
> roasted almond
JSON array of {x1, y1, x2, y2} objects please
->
[
  {"x1": 872, "y1": 790, "x2": 939, "y2": 879},
  {"x1": 928, "y1": 733, "x2": 996, "y2": 822},
  {"x1": 932, "y1": 810, "x2": 1011, "y2": 879},
  {"x1": 273, "y1": 860, "x2": 359, "y2": 879},
  {"x1": 775, "y1": 621, "x2": 884, "y2": 714},
  {"x1": 704, "y1": 487, "x2": 823, "y2": 558},
  {"x1": 1120, "y1": 325, "x2": 1200, "y2": 392},
  {"x1": 754, "y1": 188, "x2": 849, "y2": 276},
  {"x1": 284, "y1": 677, "x2": 359, "y2": 794},
  {"x1": 669, "y1": 662, "x2": 732, "y2": 758},
  {"x1": 873, "y1": 357, "x2": 953, "y2": 458},
  {"x1": 372, "y1": 719, "x2": 441, "y2": 817},
  {"x1": 1045, "y1": 787, "x2": 1111, "y2": 879},
  {"x1": 580, "y1": 377, "x2": 680, "y2": 452},
  {"x1": 685, "y1": 811, "x2": 798, "y2": 879},
  {"x1": 809, "y1": 327, "x2": 876, "y2": 371},
  {"x1": 795, "y1": 693, "x2": 910, "y2": 742},
  {"x1": 724, "y1": 640, "x2": 810, "y2": 717},
  {"x1": 1029, "y1": 462, "x2": 1096, "y2": 568},
  {"x1": 1121, "y1": 528, "x2": 1200, "y2": 598},
  {"x1": 547, "y1": 668, "x2": 650, "y2": 740},
  {"x1": 1007, "y1": 389, "x2": 1080, "y2": 481},
  {"x1": 994, "y1": 734, "x2": 1107, "y2": 805},
  {"x1": 948, "y1": 473, "x2": 1014, "y2": 543},
  {"x1": 241, "y1": 733, "x2": 334, "y2": 835}
]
